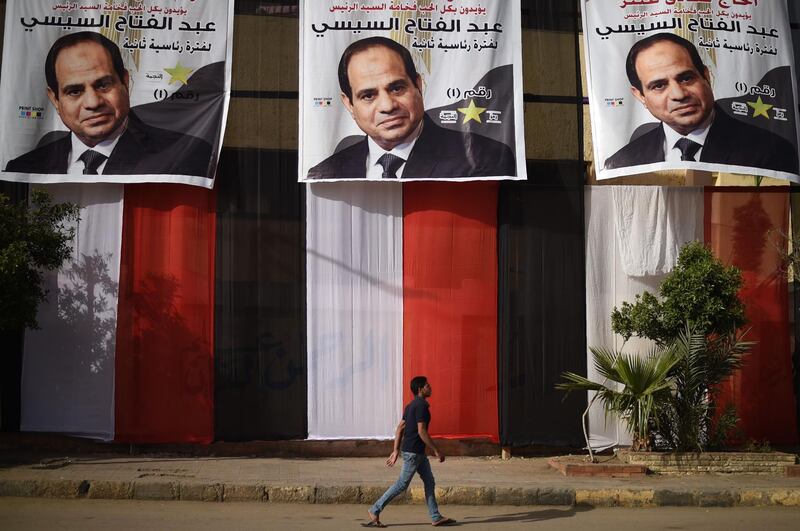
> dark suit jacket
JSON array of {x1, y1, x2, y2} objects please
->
[
  {"x1": 307, "y1": 116, "x2": 516, "y2": 180},
  {"x1": 4, "y1": 112, "x2": 213, "y2": 177},
  {"x1": 604, "y1": 105, "x2": 799, "y2": 174}
]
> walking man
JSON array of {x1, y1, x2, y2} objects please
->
[{"x1": 365, "y1": 376, "x2": 456, "y2": 527}]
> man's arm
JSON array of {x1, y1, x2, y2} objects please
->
[
  {"x1": 417, "y1": 421, "x2": 444, "y2": 462},
  {"x1": 386, "y1": 419, "x2": 405, "y2": 467}
]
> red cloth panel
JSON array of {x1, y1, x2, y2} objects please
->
[
  {"x1": 115, "y1": 184, "x2": 216, "y2": 443},
  {"x1": 403, "y1": 182, "x2": 499, "y2": 441},
  {"x1": 704, "y1": 187, "x2": 798, "y2": 444}
]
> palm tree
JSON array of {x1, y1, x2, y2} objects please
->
[
  {"x1": 557, "y1": 345, "x2": 679, "y2": 452},
  {"x1": 655, "y1": 325, "x2": 751, "y2": 451}
]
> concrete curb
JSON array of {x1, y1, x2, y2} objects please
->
[{"x1": 1, "y1": 479, "x2": 799, "y2": 507}]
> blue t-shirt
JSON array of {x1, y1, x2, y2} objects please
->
[{"x1": 401, "y1": 396, "x2": 431, "y2": 454}]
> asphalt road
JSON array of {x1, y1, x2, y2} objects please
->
[{"x1": 2, "y1": 498, "x2": 800, "y2": 530}]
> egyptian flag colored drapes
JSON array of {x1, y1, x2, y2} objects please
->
[
  {"x1": 304, "y1": 176, "x2": 587, "y2": 445},
  {"x1": 9, "y1": 163, "x2": 585, "y2": 445},
  {"x1": 17, "y1": 182, "x2": 216, "y2": 443},
  {"x1": 585, "y1": 185, "x2": 798, "y2": 447},
  {"x1": 7, "y1": 174, "x2": 798, "y2": 445},
  {"x1": 705, "y1": 187, "x2": 798, "y2": 445}
]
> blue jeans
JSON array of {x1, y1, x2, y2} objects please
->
[{"x1": 370, "y1": 451, "x2": 442, "y2": 522}]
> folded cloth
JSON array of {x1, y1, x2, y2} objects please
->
[{"x1": 612, "y1": 186, "x2": 703, "y2": 277}]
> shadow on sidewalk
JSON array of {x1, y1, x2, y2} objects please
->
[
  {"x1": 387, "y1": 507, "x2": 592, "y2": 527},
  {"x1": 460, "y1": 506, "x2": 592, "y2": 525}
]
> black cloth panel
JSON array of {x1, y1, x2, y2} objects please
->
[
  {"x1": 791, "y1": 186, "x2": 800, "y2": 439},
  {"x1": 498, "y1": 161, "x2": 586, "y2": 447},
  {"x1": 214, "y1": 148, "x2": 307, "y2": 441},
  {"x1": 0, "y1": 329, "x2": 24, "y2": 431},
  {"x1": 0, "y1": 181, "x2": 27, "y2": 432}
]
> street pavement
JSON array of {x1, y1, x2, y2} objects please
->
[
  {"x1": 1, "y1": 448, "x2": 799, "y2": 508},
  {"x1": 2, "y1": 499, "x2": 800, "y2": 530}
]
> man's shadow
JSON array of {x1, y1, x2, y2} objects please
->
[{"x1": 385, "y1": 505, "x2": 592, "y2": 526}]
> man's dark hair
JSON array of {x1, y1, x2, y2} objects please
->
[
  {"x1": 626, "y1": 32, "x2": 706, "y2": 92},
  {"x1": 338, "y1": 36, "x2": 419, "y2": 102},
  {"x1": 45, "y1": 32, "x2": 127, "y2": 98},
  {"x1": 410, "y1": 376, "x2": 428, "y2": 396}
]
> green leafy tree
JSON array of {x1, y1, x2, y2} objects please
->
[
  {"x1": 608, "y1": 242, "x2": 752, "y2": 451},
  {"x1": 611, "y1": 241, "x2": 746, "y2": 345},
  {"x1": 0, "y1": 189, "x2": 80, "y2": 332}
]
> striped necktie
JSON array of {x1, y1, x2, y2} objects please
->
[
  {"x1": 377, "y1": 153, "x2": 405, "y2": 179},
  {"x1": 675, "y1": 138, "x2": 701, "y2": 162},
  {"x1": 79, "y1": 149, "x2": 107, "y2": 175}
]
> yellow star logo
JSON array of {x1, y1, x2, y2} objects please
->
[
  {"x1": 164, "y1": 62, "x2": 193, "y2": 85},
  {"x1": 457, "y1": 99, "x2": 487, "y2": 124},
  {"x1": 747, "y1": 96, "x2": 773, "y2": 119}
]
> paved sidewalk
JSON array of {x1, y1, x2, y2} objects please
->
[{"x1": 1, "y1": 451, "x2": 799, "y2": 508}]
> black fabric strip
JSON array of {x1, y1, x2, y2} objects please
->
[
  {"x1": 214, "y1": 148, "x2": 308, "y2": 441},
  {"x1": 791, "y1": 186, "x2": 800, "y2": 439},
  {"x1": 497, "y1": 169, "x2": 586, "y2": 447},
  {"x1": 0, "y1": 181, "x2": 28, "y2": 432}
]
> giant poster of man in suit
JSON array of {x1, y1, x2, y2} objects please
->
[
  {"x1": 299, "y1": 1, "x2": 526, "y2": 183},
  {"x1": 584, "y1": 0, "x2": 800, "y2": 182},
  {"x1": 0, "y1": 0, "x2": 233, "y2": 189}
]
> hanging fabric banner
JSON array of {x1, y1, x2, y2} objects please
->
[
  {"x1": 21, "y1": 184, "x2": 123, "y2": 441},
  {"x1": 403, "y1": 182, "x2": 499, "y2": 441},
  {"x1": 306, "y1": 183, "x2": 404, "y2": 439},
  {"x1": 498, "y1": 182, "x2": 586, "y2": 448},
  {"x1": 299, "y1": 0, "x2": 526, "y2": 183},
  {"x1": 584, "y1": 185, "x2": 704, "y2": 449},
  {"x1": 704, "y1": 187, "x2": 798, "y2": 445},
  {"x1": 115, "y1": 184, "x2": 216, "y2": 443},
  {"x1": 214, "y1": 149, "x2": 308, "y2": 442},
  {"x1": 0, "y1": 0, "x2": 233, "y2": 189},
  {"x1": 583, "y1": 0, "x2": 800, "y2": 182}
]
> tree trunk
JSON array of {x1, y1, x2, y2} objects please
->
[{"x1": 631, "y1": 432, "x2": 653, "y2": 452}]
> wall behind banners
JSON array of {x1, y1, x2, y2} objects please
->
[
  {"x1": 3, "y1": 1, "x2": 796, "y2": 446},
  {"x1": 221, "y1": 0, "x2": 586, "y2": 446},
  {"x1": 220, "y1": 0, "x2": 797, "y2": 447},
  {"x1": 0, "y1": 0, "x2": 588, "y2": 443}
]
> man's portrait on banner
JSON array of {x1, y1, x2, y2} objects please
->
[
  {"x1": 604, "y1": 33, "x2": 798, "y2": 174},
  {"x1": 306, "y1": 36, "x2": 516, "y2": 181},
  {"x1": 4, "y1": 32, "x2": 212, "y2": 177}
]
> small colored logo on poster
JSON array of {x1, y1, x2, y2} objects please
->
[{"x1": 19, "y1": 106, "x2": 43, "y2": 119}]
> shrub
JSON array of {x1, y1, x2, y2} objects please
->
[
  {"x1": 0, "y1": 189, "x2": 80, "y2": 332},
  {"x1": 558, "y1": 344, "x2": 679, "y2": 452},
  {"x1": 654, "y1": 325, "x2": 751, "y2": 451},
  {"x1": 611, "y1": 241, "x2": 746, "y2": 345}
]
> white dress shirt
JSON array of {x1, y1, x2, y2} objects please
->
[
  {"x1": 663, "y1": 110, "x2": 714, "y2": 163},
  {"x1": 365, "y1": 120, "x2": 423, "y2": 180},
  {"x1": 66, "y1": 118, "x2": 128, "y2": 175}
]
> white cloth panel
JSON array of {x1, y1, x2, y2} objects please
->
[
  {"x1": 612, "y1": 186, "x2": 701, "y2": 277},
  {"x1": 585, "y1": 186, "x2": 703, "y2": 448},
  {"x1": 21, "y1": 184, "x2": 123, "y2": 440},
  {"x1": 306, "y1": 183, "x2": 403, "y2": 439}
]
